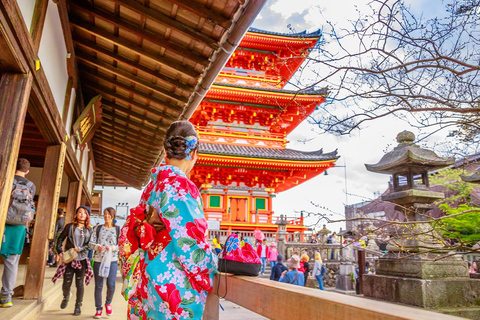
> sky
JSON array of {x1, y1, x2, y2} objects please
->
[{"x1": 97, "y1": 0, "x2": 454, "y2": 232}]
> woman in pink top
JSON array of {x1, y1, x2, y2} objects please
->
[{"x1": 267, "y1": 242, "x2": 278, "y2": 269}]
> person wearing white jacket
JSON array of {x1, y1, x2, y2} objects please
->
[{"x1": 90, "y1": 207, "x2": 120, "y2": 319}]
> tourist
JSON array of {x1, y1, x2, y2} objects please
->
[
  {"x1": 212, "y1": 235, "x2": 222, "y2": 255},
  {"x1": 468, "y1": 261, "x2": 478, "y2": 273},
  {"x1": 90, "y1": 207, "x2": 120, "y2": 319},
  {"x1": 267, "y1": 242, "x2": 278, "y2": 269},
  {"x1": 119, "y1": 120, "x2": 217, "y2": 320},
  {"x1": 311, "y1": 252, "x2": 325, "y2": 290},
  {"x1": 330, "y1": 232, "x2": 338, "y2": 260},
  {"x1": 48, "y1": 209, "x2": 65, "y2": 268},
  {"x1": 279, "y1": 255, "x2": 304, "y2": 286},
  {"x1": 300, "y1": 254, "x2": 310, "y2": 287},
  {"x1": 0, "y1": 158, "x2": 36, "y2": 308},
  {"x1": 256, "y1": 239, "x2": 269, "y2": 275},
  {"x1": 270, "y1": 254, "x2": 287, "y2": 281},
  {"x1": 53, "y1": 206, "x2": 93, "y2": 316}
]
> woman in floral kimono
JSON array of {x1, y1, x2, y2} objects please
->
[{"x1": 119, "y1": 121, "x2": 217, "y2": 320}]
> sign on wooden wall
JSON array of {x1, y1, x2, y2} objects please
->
[
  {"x1": 72, "y1": 95, "x2": 102, "y2": 148},
  {"x1": 48, "y1": 142, "x2": 67, "y2": 239}
]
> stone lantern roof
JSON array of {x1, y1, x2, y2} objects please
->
[
  {"x1": 461, "y1": 172, "x2": 480, "y2": 183},
  {"x1": 365, "y1": 131, "x2": 455, "y2": 174},
  {"x1": 317, "y1": 224, "x2": 331, "y2": 235}
]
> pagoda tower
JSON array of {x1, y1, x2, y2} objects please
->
[{"x1": 189, "y1": 28, "x2": 339, "y2": 236}]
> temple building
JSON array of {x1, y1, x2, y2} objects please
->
[{"x1": 189, "y1": 28, "x2": 339, "y2": 235}]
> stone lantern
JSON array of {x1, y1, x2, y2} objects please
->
[
  {"x1": 362, "y1": 131, "x2": 480, "y2": 315},
  {"x1": 317, "y1": 224, "x2": 331, "y2": 244},
  {"x1": 275, "y1": 214, "x2": 289, "y2": 257},
  {"x1": 365, "y1": 131, "x2": 455, "y2": 252}
]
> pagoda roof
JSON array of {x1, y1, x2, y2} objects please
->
[
  {"x1": 211, "y1": 83, "x2": 327, "y2": 96},
  {"x1": 199, "y1": 143, "x2": 339, "y2": 161},
  {"x1": 248, "y1": 27, "x2": 322, "y2": 39}
]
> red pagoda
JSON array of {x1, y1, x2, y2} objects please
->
[{"x1": 189, "y1": 28, "x2": 339, "y2": 236}]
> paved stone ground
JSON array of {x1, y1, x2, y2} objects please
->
[{"x1": 39, "y1": 272, "x2": 267, "y2": 319}]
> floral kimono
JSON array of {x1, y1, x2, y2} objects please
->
[{"x1": 119, "y1": 165, "x2": 218, "y2": 320}]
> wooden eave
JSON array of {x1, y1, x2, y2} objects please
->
[{"x1": 66, "y1": 0, "x2": 267, "y2": 188}]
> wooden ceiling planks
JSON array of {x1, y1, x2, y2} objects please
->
[{"x1": 66, "y1": 0, "x2": 263, "y2": 188}]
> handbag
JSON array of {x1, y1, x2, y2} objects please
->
[
  {"x1": 217, "y1": 234, "x2": 261, "y2": 276},
  {"x1": 62, "y1": 225, "x2": 78, "y2": 264}
]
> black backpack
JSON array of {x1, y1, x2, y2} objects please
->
[{"x1": 7, "y1": 178, "x2": 35, "y2": 226}]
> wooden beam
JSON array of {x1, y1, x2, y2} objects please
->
[
  {"x1": 92, "y1": 142, "x2": 155, "y2": 167},
  {"x1": 102, "y1": 108, "x2": 166, "y2": 137},
  {"x1": 24, "y1": 143, "x2": 66, "y2": 300},
  {"x1": 55, "y1": 0, "x2": 78, "y2": 84},
  {"x1": 94, "y1": 161, "x2": 143, "y2": 189},
  {"x1": 68, "y1": 1, "x2": 210, "y2": 66},
  {"x1": 30, "y1": 0, "x2": 49, "y2": 53},
  {"x1": 98, "y1": 122, "x2": 164, "y2": 147},
  {"x1": 96, "y1": 127, "x2": 163, "y2": 152},
  {"x1": 100, "y1": 100, "x2": 169, "y2": 129},
  {"x1": 65, "y1": 180, "x2": 81, "y2": 223},
  {"x1": 94, "y1": 159, "x2": 145, "y2": 181},
  {"x1": 61, "y1": 77, "x2": 73, "y2": 126},
  {"x1": 70, "y1": 16, "x2": 199, "y2": 79},
  {"x1": 94, "y1": 133, "x2": 161, "y2": 155},
  {"x1": 0, "y1": 73, "x2": 33, "y2": 248},
  {"x1": 76, "y1": 54, "x2": 188, "y2": 106},
  {"x1": 80, "y1": 68, "x2": 181, "y2": 119},
  {"x1": 74, "y1": 37, "x2": 193, "y2": 92},
  {"x1": 168, "y1": 0, "x2": 231, "y2": 29},
  {"x1": 82, "y1": 82, "x2": 177, "y2": 122},
  {"x1": 111, "y1": 0, "x2": 219, "y2": 49}
]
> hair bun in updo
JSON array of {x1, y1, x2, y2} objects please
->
[{"x1": 163, "y1": 121, "x2": 199, "y2": 160}]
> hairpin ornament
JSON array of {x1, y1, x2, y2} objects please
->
[{"x1": 185, "y1": 136, "x2": 198, "y2": 160}]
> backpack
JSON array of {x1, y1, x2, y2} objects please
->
[
  {"x1": 7, "y1": 178, "x2": 35, "y2": 226},
  {"x1": 320, "y1": 264, "x2": 327, "y2": 277},
  {"x1": 96, "y1": 224, "x2": 120, "y2": 244}
]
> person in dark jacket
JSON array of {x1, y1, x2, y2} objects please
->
[
  {"x1": 55, "y1": 206, "x2": 93, "y2": 316},
  {"x1": 270, "y1": 254, "x2": 288, "y2": 281}
]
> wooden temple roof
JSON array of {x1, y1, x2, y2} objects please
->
[
  {"x1": 199, "y1": 143, "x2": 339, "y2": 162},
  {"x1": 191, "y1": 83, "x2": 327, "y2": 134},
  {"x1": 67, "y1": 0, "x2": 266, "y2": 188},
  {"x1": 219, "y1": 28, "x2": 323, "y2": 88}
]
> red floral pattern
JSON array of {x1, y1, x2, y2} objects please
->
[
  {"x1": 154, "y1": 283, "x2": 184, "y2": 316},
  {"x1": 186, "y1": 219, "x2": 208, "y2": 244}
]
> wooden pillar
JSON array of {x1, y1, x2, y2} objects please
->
[
  {"x1": 24, "y1": 143, "x2": 66, "y2": 300},
  {"x1": 357, "y1": 249, "x2": 366, "y2": 295},
  {"x1": 203, "y1": 291, "x2": 219, "y2": 320},
  {"x1": 66, "y1": 180, "x2": 82, "y2": 223},
  {"x1": 0, "y1": 73, "x2": 33, "y2": 249}
]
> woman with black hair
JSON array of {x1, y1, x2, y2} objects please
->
[
  {"x1": 90, "y1": 207, "x2": 120, "y2": 318},
  {"x1": 53, "y1": 206, "x2": 93, "y2": 316}
]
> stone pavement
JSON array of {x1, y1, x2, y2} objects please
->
[{"x1": 39, "y1": 272, "x2": 267, "y2": 319}]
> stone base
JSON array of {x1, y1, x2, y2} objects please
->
[
  {"x1": 440, "y1": 307, "x2": 480, "y2": 320},
  {"x1": 375, "y1": 257, "x2": 468, "y2": 279},
  {"x1": 363, "y1": 274, "x2": 480, "y2": 308},
  {"x1": 335, "y1": 264, "x2": 354, "y2": 292}
]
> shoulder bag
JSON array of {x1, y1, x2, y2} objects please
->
[{"x1": 62, "y1": 225, "x2": 78, "y2": 264}]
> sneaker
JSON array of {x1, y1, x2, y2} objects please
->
[
  {"x1": 0, "y1": 300, "x2": 12, "y2": 308},
  {"x1": 94, "y1": 309, "x2": 102, "y2": 319},
  {"x1": 60, "y1": 292, "x2": 72, "y2": 309},
  {"x1": 105, "y1": 304, "x2": 113, "y2": 316},
  {"x1": 73, "y1": 303, "x2": 81, "y2": 316}
]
